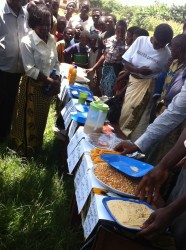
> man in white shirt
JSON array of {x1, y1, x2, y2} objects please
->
[
  {"x1": 67, "y1": 0, "x2": 93, "y2": 31},
  {"x1": 0, "y1": 0, "x2": 28, "y2": 141}
]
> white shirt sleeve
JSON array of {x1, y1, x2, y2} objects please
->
[
  {"x1": 135, "y1": 79, "x2": 186, "y2": 152},
  {"x1": 21, "y1": 36, "x2": 40, "y2": 80},
  {"x1": 21, "y1": 32, "x2": 60, "y2": 79}
]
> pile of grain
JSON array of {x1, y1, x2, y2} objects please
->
[
  {"x1": 107, "y1": 200, "x2": 153, "y2": 229},
  {"x1": 94, "y1": 163, "x2": 139, "y2": 195}
]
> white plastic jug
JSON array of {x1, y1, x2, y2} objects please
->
[{"x1": 84, "y1": 101, "x2": 109, "y2": 134}]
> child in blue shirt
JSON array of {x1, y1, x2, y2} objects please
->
[{"x1": 64, "y1": 30, "x2": 90, "y2": 68}]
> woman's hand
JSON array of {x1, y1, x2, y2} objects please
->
[
  {"x1": 124, "y1": 61, "x2": 152, "y2": 75},
  {"x1": 137, "y1": 207, "x2": 173, "y2": 240},
  {"x1": 86, "y1": 68, "x2": 94, "y2": 74},
  {"x1": 46, "y1": 77, "x2": 61, "y2": 96},
  {"x1": 135, "y1": 166, "x2": 169, "y2": 203},
  {"x1": 114, "y1": 140, "x2": 139, "y2": 155}
]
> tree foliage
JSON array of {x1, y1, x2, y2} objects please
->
[
  {"x1": 170, "y1": 4, "x2": 186, "y2": 22},
  {"x1": 89, "y1": 0, "x2": 184, "y2": 35}
]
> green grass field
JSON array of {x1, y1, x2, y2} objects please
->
[{"x1": 0, "y1": 104, "x2": 83, "y2": 250}]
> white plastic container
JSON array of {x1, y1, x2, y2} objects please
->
[{"x1": 84, "y1": 101, "x2": 109, "y2": 134}]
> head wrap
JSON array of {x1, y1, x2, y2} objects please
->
[{"x1": 66, "y1": 1, "x2": 77, "y2": 8}]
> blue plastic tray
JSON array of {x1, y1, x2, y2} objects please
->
[
  {"x1": 100, "y1": 154, "x2": 153, "y2": 178},
  {"x1": 70, "y1": 85, "x2": 94, "y2": 102},
  {"x1": 75, "y1": 103, "x2": 89, "y2": 113},
  {"x1": 70, "y1": 111, "x2": 87, "y2": 124},
  {"x1": 102, "y1": 197, "x2": 154, "y2": 231}
]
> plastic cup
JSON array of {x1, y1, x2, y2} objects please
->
[{"x1": 78, "y1": 91, "x2": 88, "y2": 104}]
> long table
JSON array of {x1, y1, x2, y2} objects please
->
[{"x1": 59, "y1": 79, "x2": 166, "y2": 250}]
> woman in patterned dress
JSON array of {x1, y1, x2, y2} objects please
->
[{"x1": 11, "y1": 4, "x2": 60, "y2": 156}]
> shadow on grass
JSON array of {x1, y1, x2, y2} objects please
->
[{"x1": 0, "y1": 136, "x2": 83, "y2": 250}]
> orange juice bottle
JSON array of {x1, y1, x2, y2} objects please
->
[
  {"x1": 67, "y1": 62, "x2": 75, "y2": 80},
  {"x1": 69, "y1": 66, "x2": 77, "y2": 85}
]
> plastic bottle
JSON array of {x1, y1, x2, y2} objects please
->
[
  {"x1": 50, "y1": 68, "x2": 57, "y2": 79},
  {"x1": 44, "y1": 68, "x2": 56, "y2": 94},
  {"x1": 69, "y1": 66, "x2": 77, "y2": 85},
  {"x1": 67, "y1": 62, "x2": 75, "y2": 80}
]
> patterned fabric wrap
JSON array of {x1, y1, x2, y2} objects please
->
[
  {"x1": 119, "y1": 75, "x2": 153, "y2": 139},
  {"x1": 161, "y1": 59, "x2": 184, "y2": 99},
  {"x1": 100, "y1": 62, "x2": 123, "y2": 97},
  {"x1": 11, "y1": 76, "x2": 52, "y2": 156}
]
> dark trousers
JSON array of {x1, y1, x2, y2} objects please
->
[{"x1": 0, "y1": 70, "x2": 21, "y2": 139}]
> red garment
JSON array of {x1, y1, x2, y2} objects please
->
[{"x1": 55, "y1": 32, "x2": 64, "y2": 42}]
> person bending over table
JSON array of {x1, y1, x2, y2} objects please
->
[
  {"x1": 114, "y1": 73, "x2": 186, "y2": 157},
  {"x1": 113, "y1": 77, "x2": 186, "y2": 250},
  {"x1": 119, "y1": 23, "x2": 173, "y2": 142}
]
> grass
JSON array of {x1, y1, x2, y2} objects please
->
[{"x1": 0, "y1": 104, "x2": 83, "y2": 250}]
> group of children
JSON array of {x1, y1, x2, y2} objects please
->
[{"x1": 55, "y1": 17, "x2": 98, "y2": 69}]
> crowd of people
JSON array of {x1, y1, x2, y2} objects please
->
[{"x1": 1, "y1": 0, "x2": 186, "y2": 249}]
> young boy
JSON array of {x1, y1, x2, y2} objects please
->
[
  {"x1": 56, "y1": 27, "x2": 75, "y2": 63},
  {"x1": 72, "y1": 24, "x2": 84, "y2": 43},
  {"x1": 64, "y1": 30, "x2": 90, "y2": 68},
  {"x1": 55, "y1": 16, "x2": 67, "y2": 42}
]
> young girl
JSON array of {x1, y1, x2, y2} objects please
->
[
  {"x1": 11, "y1": 4, "x2": 60, "y2": 156},
  {"x1": 87, "y1": 20, "x2": 126, "y2": 97}
]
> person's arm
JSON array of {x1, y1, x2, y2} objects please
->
[
  {"x1": 137, "y1": 192, "x2": 186, "y2": 240},
  {"x1": 63, "y1": 44, "x2": 75, "y2": 64},
  {"x1": 135, "y1": 80, "x2": 186, "y2": 153},
  {"x1": 86, "y1": 54, "x2": 105, "y2": 74},
  {"x1": 124, "y1": 60, "x2": 152, "y2": 75},
  {"x1": 114, "y1": 79, "x2": 186, "y2": 155},
  {"x1": 21, "y1": 36, "x2": 60, "y2": 86},
  {"x1": 136, "y1": 127, "x2": 186, "y2": 203},
  {"x1": 122, "y1": 37, "x2": 152, "y2": 75},
  {"x1": 96, "y1": 35, "x2": 104, "y2": 61},
  {"x1": 114, "y1": 140, "x2": 139, "y2": 155},
  {"x1": 37, "y1": 71, "x2": 60, "y2": 86},
  {"x1": 136, "y1": 128, "x2": 186, "y2": 239}
]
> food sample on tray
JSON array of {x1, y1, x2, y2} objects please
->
[
  {"x1": 94, "y1": 163, "x2": 139, "y2": 195},
  {"x1": 107, "y1": 200, "x2": 153, "y2": 229},
  {"x1": 90, "y1": 148, "x2": 120, "y2": 164}
]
